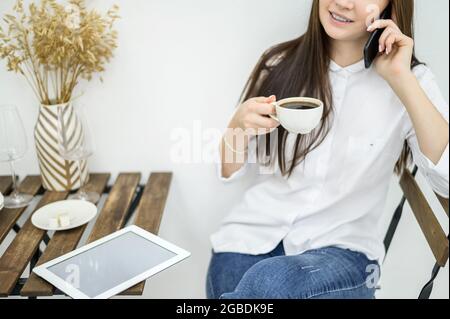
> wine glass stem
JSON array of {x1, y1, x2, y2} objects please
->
[
  {"x1": 76, "y1": 159, "x2": 87, "y2": 197},
  {"x1": 9, "y1": 160, "x2": 19, "y2": 197}
]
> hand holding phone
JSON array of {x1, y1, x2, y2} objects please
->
[{"x1": 364, "y1": 4, "x2": 393, "y2": 69}]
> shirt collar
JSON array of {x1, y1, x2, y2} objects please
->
[{"x1": 330, "y1": 59, "x2": 366, "y2": 74}]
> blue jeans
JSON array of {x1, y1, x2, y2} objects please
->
[{"x1": 206, "y1": 242, "x2": 379, "y2": 299}]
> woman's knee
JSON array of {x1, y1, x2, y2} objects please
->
[
  {"x1": 221, "y1": 256, "x2": 301, "y2": 299},
  {"x1": 206, "y1": 251, "x2": 266, "y2": 299}
]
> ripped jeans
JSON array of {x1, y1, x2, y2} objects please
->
[{"x1": 206, "y1": 242, "x2": 379, "y2": 299}]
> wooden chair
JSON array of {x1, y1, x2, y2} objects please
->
[{"x1": 384, "y1": 165, "x2": 449, "y2": 299}]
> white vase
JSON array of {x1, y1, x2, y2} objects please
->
[{"x1": 34, "y1": 102, "x2": 89, "y2": 192}]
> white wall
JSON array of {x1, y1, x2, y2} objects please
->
[{"x1": 0, "y1": 0, "x2": 448, "y2": 299}]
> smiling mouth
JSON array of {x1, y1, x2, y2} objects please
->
[{"x1": 329, "y1": 11, "x2": 354, "y2": 23}]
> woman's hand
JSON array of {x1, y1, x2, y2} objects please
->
[
  {"x1": 229, "y1": 95, "x2": 280, "y2": 135},
  {"x1": 368, "y1": 19, "x2": 414, "y2": 82},
  {"x1": 220, "y1": 95, "x2": 279, "y2": 178}
]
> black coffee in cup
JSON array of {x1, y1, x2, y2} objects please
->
[{"x1": 281, "y1": 102, "x2": 320, "y2": 110}]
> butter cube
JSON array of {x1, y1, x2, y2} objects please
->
[{"x1": 59, "y1": 214, "x2": 71, "y2": 227}]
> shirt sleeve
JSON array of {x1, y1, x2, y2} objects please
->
[
  {"x1": 404, "y1": 65, "x2": 449, "y2": 198},
  {"x1": 216, "y1": 136, "x2": 257, "y2": 184}
]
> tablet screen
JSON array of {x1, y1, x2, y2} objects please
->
[{"x1": 47, "y1": 231, "x2": 177, "y2": 298}]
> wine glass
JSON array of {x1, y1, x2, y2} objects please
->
[
  {"x1": 0, "y1": 105, "x2": 33, "y2": 209},
  {"x1": 55, "y1": 104, "x2": 99, "y2": 203}
]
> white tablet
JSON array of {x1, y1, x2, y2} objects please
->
[{"x1": 33, "y1": 225, "x2": 190, "y2": 299}]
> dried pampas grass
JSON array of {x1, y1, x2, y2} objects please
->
[{"x1": 0, "y1": 0, "x2": 119, "y2": 105}]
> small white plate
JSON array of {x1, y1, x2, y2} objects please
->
[{"x1": 32, "y1": 200, "x2": 98, "y2": 231}]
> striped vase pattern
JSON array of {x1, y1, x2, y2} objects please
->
[{"x1": 34, "y1": 102, "x2": 89, "y2": 192}]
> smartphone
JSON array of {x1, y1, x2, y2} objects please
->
[{"x1": 364, "y1": 4, "x2": 393, "y2": 69}]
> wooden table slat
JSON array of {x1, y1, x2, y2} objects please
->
[
  {"x1": 87, "y1": 173, "x2": 141, "y2": 244},
  {"x1": 0, "y1": 176, "x2": 13, "y2": 194},
  {"x1": 0, "y1": 176, "x2": 42, "y2": 245},
  {"x1": 20, "y1": 174, "x2": 111, "y2": 297},
  {"x1": 0, "y1": 189, "x2": 68, "y2": 297},
  {"x1": 122, "y1": 172, "x2": 173, "y2": 296}
]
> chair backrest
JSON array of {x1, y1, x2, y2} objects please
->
[
  {"x1": 399, "y1": 168, "x2": 449, "y2": 267},
  {"x1": 385, "y1": 165, "x2": 449, "y2": 299}
]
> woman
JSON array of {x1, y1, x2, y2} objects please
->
[{"x1": 207, "y1": 0, "x2": 449, "y2": 299}]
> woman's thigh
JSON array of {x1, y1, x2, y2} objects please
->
[
  {"x1": 220, "y1": 247, "x2": 379, "y2": 299},
  {"x1": 206, "y1": 243, "x2": 285, "y2": 299}
]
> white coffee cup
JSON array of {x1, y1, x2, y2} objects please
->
[{"x1": 270, "y1": 97, "x2": 324, "y2": 134}]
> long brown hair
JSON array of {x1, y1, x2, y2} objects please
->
[{"x1": 241, "y1": 0, "x2": 421, "y2": 177}]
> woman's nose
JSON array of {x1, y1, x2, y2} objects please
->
[{"x1": 334, "y1": 0, "x2": 355, "y2": 10}]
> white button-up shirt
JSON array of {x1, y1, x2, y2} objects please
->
[{"x1": 211, "y1": 59, "x2": 449, "y2": 262}]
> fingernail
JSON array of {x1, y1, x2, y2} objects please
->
[{"x1": 379, "y1": 45, "x2": 383, "y2": 52}]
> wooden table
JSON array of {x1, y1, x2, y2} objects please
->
[{"x1": 0, "y1": 172, "x2": 172, "y2": 298}]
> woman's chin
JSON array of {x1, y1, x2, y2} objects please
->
[{"x1": 323, "y1": 26, "x2": 362, "y2": 42}]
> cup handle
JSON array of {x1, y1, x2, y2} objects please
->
[{"x1": 269, "y1": 102, "x2": 279, "y2": 122}]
